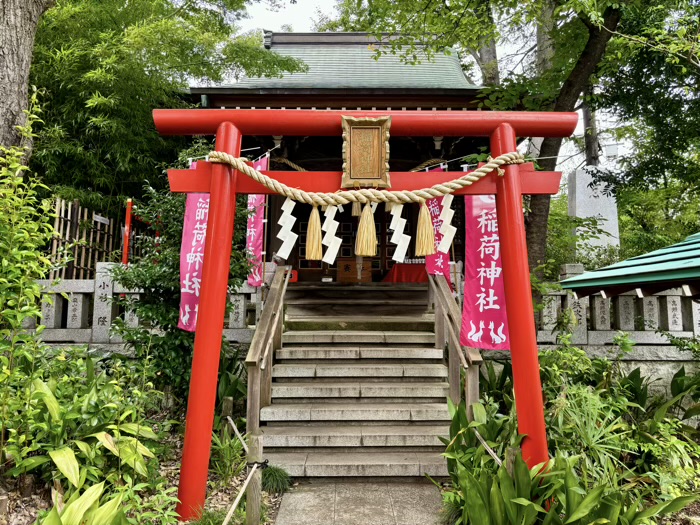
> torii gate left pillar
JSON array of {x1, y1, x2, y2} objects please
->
[
  {"x1": 154, "y1": 108, "x2": 578, "y2": 521},
  {"x1": 176, "y1": 121, "x2": 241, "y2": 518}
]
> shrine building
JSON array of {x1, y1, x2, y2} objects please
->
[{"x1": 191, "y1": 31, "x2": 485, "y2": 283}]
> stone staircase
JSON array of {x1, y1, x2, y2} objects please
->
[{"x1": 262, "y1": 284, "x2": 450, "y2": 477}]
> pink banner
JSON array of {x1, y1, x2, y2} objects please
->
[
  {"x1": 460, "y1": 196, "x2": 510, "y2": 351},
  {"x1": 178, "y1": 163, "x2": 208, "y2": 332},
  {"x1": 425, "y1": 167, "x2": 452, "y2": 286},
  {"x1": 246, "y1": 156, "x2": 269, "y2": 287}
]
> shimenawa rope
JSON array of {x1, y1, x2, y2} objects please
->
[
  {"x1": 212, "y1": 150, "x2": 524, "y2": 258},
  {"x1": 210, "y1": 150, "x2": 523, "y2": 207}
]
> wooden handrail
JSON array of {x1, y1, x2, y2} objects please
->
[
  {"x1": 245, "y1": 266, "x2": 290, "y2": 366},
  {"x1": 244, "y1": 265, "x2": 291, "y2": 525},
  {"x1": 246, "y1": 265, "x2": 291, "y2": 434},
  {"x1": 429, "y1": 274, "x2": 482, "y2": 418},
  {"x1": 430, "y1": 274, "x2": 482, "y2": 366}
]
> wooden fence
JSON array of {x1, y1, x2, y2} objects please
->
[
  {"x1": 48, "y1": 198, "x2": 151, "y2": 279},
  {"x1": 49, "y1": 198, "x2": 120, "y2": 280}
]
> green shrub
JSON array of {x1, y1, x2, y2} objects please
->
[
  {"x1": 211, "y1": 432, "x2": 246, "y2": 486},
  {"x1": 111, "y1": 176, "x2": 251, "y2": 402},
  {"x1": 442, "y1": 331, "x2": 700, "y2": 524},
  {"x1": 0, "y1": 100, "x2": 55, "y2": 466},
  {"x1": 262, "y1": 465, "x2": 291, "y2": 494}
]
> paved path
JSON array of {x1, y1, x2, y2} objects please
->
[{"x1": 274, "y1": 480, "x2": 443, "y2": 525}]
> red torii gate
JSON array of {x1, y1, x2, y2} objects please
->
[{"x1": 153, "y1": 108, "x2": 578, "y2": 520}]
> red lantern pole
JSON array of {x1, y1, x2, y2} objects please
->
[
  {"x1": 122, "y1": 198, "x2": 133, "y2": 265},
  {"x1": 176, "y1": 121, "x2": 241, "y2": 520},
  {"x1": 491, "y1": 123, "x2": 549, "y2": 467}
]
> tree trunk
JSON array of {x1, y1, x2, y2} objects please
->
[
  {"x1": 582, "y1": 86, "x2": 600, "y2": 167},
  {"x1": 0, "y1": 0, "x2": 54, "y2": 153},
  {"x1": 525, "y1": 7, "x2": 621, "y2": 272},
  {"x1": 470, "y1": 0, "x2": 499, "y2": 86}
]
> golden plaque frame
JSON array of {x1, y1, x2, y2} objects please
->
[{"x1": 341, "y1": 116, "x2": 391, "y2": 189}]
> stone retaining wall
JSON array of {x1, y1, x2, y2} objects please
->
[{"x1": 31, "y1": 263, "x2": 699, "y2": 390}]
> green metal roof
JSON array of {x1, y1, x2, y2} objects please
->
[
  {"x1": 560, "y1": 233, "x2": 700, "y2": 297},
  {"x1": 233, "y1": 32, "x2": 477, "y2": 91}
]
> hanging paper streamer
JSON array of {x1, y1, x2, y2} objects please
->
[
  {"x1": 179, "y1": 162, "x2": 207, "y2": 332},
  {"x1": 321, "y1": 205, "x2": 342, "y2": 264},
  {"x1": 245, "y1": 155, "x2": 269, "y2": 287},
  {"x1": 388, "y1": 204, "x2": 410, "y2": 262},
  {"x1": 276, "y1": 198, "x2": 298, "y2": 260},
  {"x1": 460, "y1": 195, "x2": 510, "y2": 351},
  {"x1": 437, "y1": 194, "x2": 456, "y2": 253}
]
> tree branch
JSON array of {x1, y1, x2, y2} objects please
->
[{"x1": 526, "y1": 6, "x2": 622, "y2": 271}]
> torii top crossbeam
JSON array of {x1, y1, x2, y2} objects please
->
[
  {"x1": 152, "y1": 108, "x2": 577, "y2": 521},
  {"x1": 154, "y1": 108, "x2": 577, "y2": 137}
]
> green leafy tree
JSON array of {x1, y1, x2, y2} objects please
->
[
  {"x1": 591, "y1": 5, "x2": 700, "y2": 257},
  {"x1": 29, "y1": 0, "x2": 304, "y2": 209},
  {"x1": 110, "y1": 140, "x2": 251, "y2": 400},
  {"x1": 315, "y1": 0, "x2": 700, "y2": 272}
]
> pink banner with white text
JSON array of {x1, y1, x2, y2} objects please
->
[
  {"x1": 246, "y1": 155, "x2": 268, "y2": 287},
  {"x1": 178, "y1": 163, "x2": 208, "y2": 332},
  {"x1": 424, "y1": 167, "x2": 452, "y2": 286},
  {"x1": 460, "y1": 195, "x2": 510, "y2": 351}
]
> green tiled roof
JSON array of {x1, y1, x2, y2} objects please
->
[
  {"x1": 561, "y1": 233, "x2": 700, "y2": 296},
  {"x1": 234, "y1": 33, "x2": 477, "y2": 91}
]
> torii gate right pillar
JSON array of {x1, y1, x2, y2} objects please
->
[{"x1": 491, "y1": 123, "x2": 548, "y2": 466}]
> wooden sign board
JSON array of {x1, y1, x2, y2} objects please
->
[
  {"x1": 337, "y1": 257, "x2": 372, "y2": 283},
  {"x1": 341, "y1": 116, "x2": 391, "y2": 189}
]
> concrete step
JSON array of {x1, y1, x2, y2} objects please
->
[
  {"x1": 271, "y1": 381, "x2": 449, "y2": 399},
  {"x1": 272, "y1": 363, "x2": 448, "y2": 379},
  {"x1": 260, "y1": 402, "x2": 450, "y2": 422},
  {"x1": 284, "y1": 297, "x2": 428, "y2": 306},
  {"x1": 286, "y1": 304, "x2": 432, "y2": 318},
  {"x1": 265, "y1": 451, "x2": 448, "y2": 477},
  {"x1": 263, "y1": 424, "x2": 448, "y2": 448},
  {"x1": 275, "y1": 346, "x2": 443, "y2": 361},
  {"x1": 286, "y1": 317, "x2": 434, "y2": 332},
  {"x1": 284, "y1": 286, "x2": 428, "y2": 305},
  {"x1": 282, "y1": 331, "x2": 435, "y2": 345}
]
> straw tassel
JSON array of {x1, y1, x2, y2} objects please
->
[
  {"x1": 415, "y1": 202, "x2": 436, "y2": 256},
  {"x1": 351, "y1": 200, "x2": 362, "y2": 216},
  {"x1": 385, "y1": 201, "x2": 394, "y2": 213},
  {"x1": 306, "y1": 206, "x2": 323, "y2": 260},
  {"x1": 355, "y1": 203, "x2": 377, "y2": 257}
]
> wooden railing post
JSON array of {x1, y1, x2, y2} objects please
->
[
  {"x1": 434, "y1": 297, "x2": 446, "y2": 351},
  {"x1": 246, "y1": 432, "x2": 263, "y2": 525},
  {"x1": 464, "y1": 362, "x2": 480, "y2": 421},
  {"x1": 246, "y1": 363, "x2": 261, "y2": 434},
  {"x1": 261, "y1": 344, "x2": 272, "y2": 408},
  {"x1": 448, "y1": 341, "x2": 461, "y2": 405}
]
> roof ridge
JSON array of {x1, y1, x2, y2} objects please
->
[{"x1": 264, "y1": 31, "x2": 423, "y2": 49}]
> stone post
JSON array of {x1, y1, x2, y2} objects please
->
[
  {"x1": 41, "y1": 294, "x2": 64, "y2": 330},
  {"x1": 228, "y1": 294, "x2": 247, "y2": 329},
  {"x1": 638, "y1": 296, "x2": 660, "y2": 330},
  {"x1": 92, "y1": 263, "x2": 116, "y2": 343},
  {"x1": 560, "y1": 264, "x2": 588, "y2": 345},
  {"x1": 613, "y1": 295, "x2": 635, "y2": 331},
  {"x1": 660, "y1": 295, "x2": 683, "y2": 332},
  {"x1": 67, "y1": 293, "x2": 90, "y2": 329}
]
